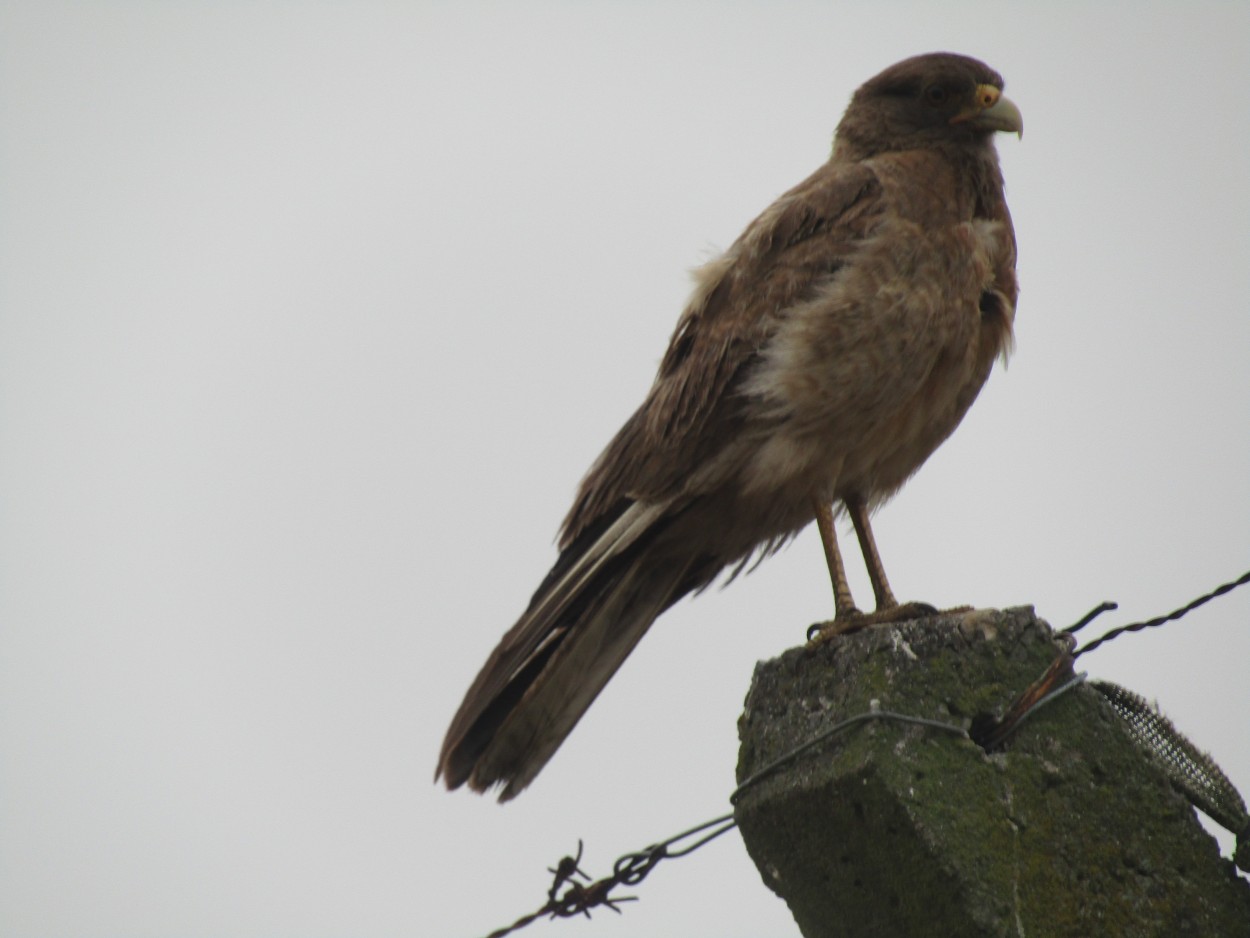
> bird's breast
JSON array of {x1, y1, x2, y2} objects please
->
[{"x1": 738, "y1": 217, "x2": 1014, "y2": 500}]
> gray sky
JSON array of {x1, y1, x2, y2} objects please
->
[{"x1": 2, "y1": 2, "x2": 1248, "y2": 936}]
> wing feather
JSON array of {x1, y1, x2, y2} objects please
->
[{"x1": 560, "y1": 161, "x2": 885, "y2": 545}]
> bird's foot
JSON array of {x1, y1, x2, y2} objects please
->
[
  {"x1": 807, "y1": 607, "x2": 863, "y2": 642},
  {"x1": 806, "y1": 601, "x2": 944, "y2": 643}
]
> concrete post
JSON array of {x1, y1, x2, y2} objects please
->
[{"x1": 733, "y1": 607, "x2": 1250, "y2": 937}]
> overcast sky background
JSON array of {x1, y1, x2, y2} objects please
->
[{"x1": 2, "y1": 3, "x2": 1248, "y2": 936}]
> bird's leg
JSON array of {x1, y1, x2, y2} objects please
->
[
  {"x1": 845, "y1": 494, "x2": 942, "y2": 623},
  {"x1": 845, "y1": 495, "x2": 897, "y2": 610},
  {"x1": 812, "y1": 497, "x2": 860, "y2": 619},
  {"x1": 809, "y1": 496, "x2": 946, "y2": 643},
  {"x1": 806, "y1": 498, "x2": 867, "y2": 642}
]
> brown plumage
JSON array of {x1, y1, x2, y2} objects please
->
[{"x1": 438, "y1": 52, "x2": 1023, "y2": 800}]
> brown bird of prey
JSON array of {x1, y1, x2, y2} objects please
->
[{"x1": 438, "y1": 52, "x2": 1023, "y2": 800}]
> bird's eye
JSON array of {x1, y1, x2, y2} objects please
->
[{"x1": 924, "y1": 85, "x2": 948, "y2": 106}]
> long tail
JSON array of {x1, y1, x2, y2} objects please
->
[{"x1": 436, "y1": 499, "x2": 697, "y2": 801}]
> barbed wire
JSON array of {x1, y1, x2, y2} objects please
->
[
  {"x1": 480, "y1": 816, "x2": 736, "y2": 938},
  {"x1": 476, "y1": 570, "x2": 1249, "y2": 937}
]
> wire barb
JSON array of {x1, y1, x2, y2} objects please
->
[{"x1": 545, "y1": 840, "x2": 588, "y2": 901}]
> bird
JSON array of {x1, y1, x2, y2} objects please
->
[{"x1": 438, "y1": 52, "x2": 1023, "y2": 800}]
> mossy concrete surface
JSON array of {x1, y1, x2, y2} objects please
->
[{"x1": 734, "y1": 607, "x2": 1250, "y2": 937}]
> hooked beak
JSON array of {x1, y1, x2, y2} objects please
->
[{"x1": 951, "y1": 84, "x2": 1023, "y2": 138}]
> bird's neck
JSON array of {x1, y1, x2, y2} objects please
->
[
  {"x1": 956, "y1": 145, "x2": 1008, "y2": 223},
  {"x1": 848, "y1": 143, "x2": 1007, "y2": 226}
]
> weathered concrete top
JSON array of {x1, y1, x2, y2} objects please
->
[{"x1": 734, "y1": 607, "x2": 1250, "y2": 938}]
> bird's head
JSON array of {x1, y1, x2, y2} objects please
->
[{"x1": 833, "y1": 52, "x2": 1023, "y2": 161}]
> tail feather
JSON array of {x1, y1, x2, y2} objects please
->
[
  {"x1": 475, "y1": 553, "x2": 692, "y2": 799},
  {"x1": 437, "y1": 500, "x2": 686, "y2": 799}
]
